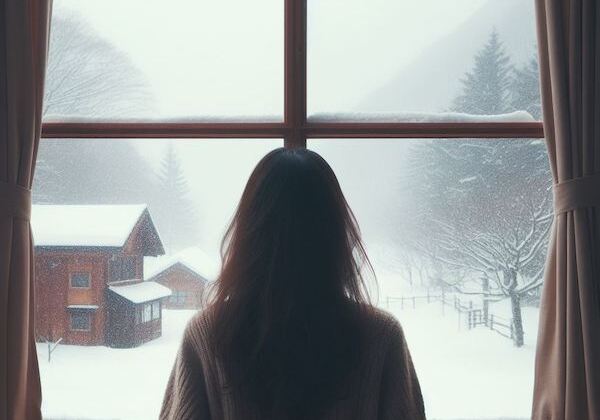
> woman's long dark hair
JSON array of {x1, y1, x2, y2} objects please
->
[{"x1": 209, "y1": 148, "x2": 373, "y2": 418}]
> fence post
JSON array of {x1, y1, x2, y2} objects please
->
[
  {"x1": 401, "y1": 297, "x2": 404, "y2": 310},
  {"x1": 441, "y1": 288, "x2": 446, "y2": 316},
  {"x1": 427, "y1": 288, "x2": 430, "y2": 303},
  {"x1": 490, "y1": 314, "x2": 494, "y2": 331},
  {"x1": 468, "y1": 301, "x2": 473, "y2": 329}
]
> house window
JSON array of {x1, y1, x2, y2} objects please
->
[
  {"x1": 143, "y1": 303, "x2": 152, "y2": 323},
  {"x1": 70, "y1": 272, "x2": 90, "y2": 288},
  {"x1": 151, "y1": 301, "x2": 160, "y2": 320},
  {"x1": 70, "y1": 312, "x2": 91, "y2": 331},
  {"x1": 169, "y1": 291, "x2": 188, "y2": 306},
  {"x1": 136, "y1": 303, "x2": 157, "y2": 324},
  {"x1": 109, "y1": 256, "x2": 138, "y2": 282}
]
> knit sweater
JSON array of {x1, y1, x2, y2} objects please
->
[{"x1": 160, "y1": 307, "x2": 426, "y2": 420}]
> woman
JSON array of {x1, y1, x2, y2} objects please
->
[{"x1": 161, "y1": 148, "x2": 425, "y2": 420}]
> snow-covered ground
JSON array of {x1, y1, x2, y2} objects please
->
[
  {"x1": 389, "y1": 302, "x2": 538, "y2": 420},
  {"x1": 39, "y1": 302, "x2": 538, "y2": 420},
  {"x1": 38, "y1": 310, "x2": 196, "y2": 420}
]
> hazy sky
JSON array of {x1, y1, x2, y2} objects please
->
[{"x1": 54, "y1": 0, "x2": 485, "y2": 118}]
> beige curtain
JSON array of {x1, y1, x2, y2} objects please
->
[
  {"x1": 0, "y1": 1, "x2": 52, "y2": 419},
  {"x1": 533, "y1": 1, "x2": 600, "y2": 419}
]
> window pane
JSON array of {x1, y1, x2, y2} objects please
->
[
  {"x1": 309, "y1": 139, "x2": 552, "y2": 419},
  {"x1": 70, "y1": 312, "x2": 91, "y2": 331},
  {"x1": 45, "y1": 0, "x2": 284, "y2": 122},
  {"x1": 70, "y1": 273, "x2": 90, "y2": 288},
  {"x1": 308, "y1": 0, "x2": 540, "y2": 122},
  {"x1": 33, "y1": 139, "x2": 280, "y2": 419}
]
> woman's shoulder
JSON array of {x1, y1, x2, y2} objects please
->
[
  {"x1": 356, "y1": 305, "x2": 407, "y2": 347},
  {"x1": 180, "y1": 307, "x2": 217, "y2": 351}
]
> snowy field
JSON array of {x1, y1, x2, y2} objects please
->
[
  {"x1": 39, "y1": 304, "x2": 538, "y2": 420},
  {"x1": 39, "y1": 310, "x2": 195, "y2": 420},
  {"x1": 389, "y1": 302, "x2": 538, "y2": 420}
]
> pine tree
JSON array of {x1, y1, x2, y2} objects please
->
[
  {"x1": 451, "y1": 29, "x2": 513, "y2": 115},
  {"x1": 153, "y1": 142, "x2": 199, "y2": 253},
  {"x1": 510, "y1": 53, "x2": 541, "y2": 119}
]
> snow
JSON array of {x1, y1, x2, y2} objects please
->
[
  {"x1": 66, "y1": 305, "x2": 99, "y2": 310},
  {"x1": 38, "y1": 310, "x2": 196, "y2": 420},
  {"x1": 389, "y1": 302, "x2": 538, "y2": 420},
  {"x1": 307, "y1": 110, "x2": 535, "y2": 123},
  {"x1": 42, "y1": 114, "x2": 282, "y2": 123},
  {"x1": 458, "y1": 176, "x2": 477, "y2": 184},
  {"x1": 37, "y1": 303, "x2": 538, "y2": 420},
  {"x1": 32, "y1": 204, "x2": 148, "y2": 247},
  {"x1": 108, "y1": 281, "x2": 172, "y2": 304},
  {"x1": 145, "y1": 247, "x2": 221, "y2": 282}
]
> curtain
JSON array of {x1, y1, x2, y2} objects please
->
[
  {"x1": 533, "y1": 1, "x2": 600, "y2": 419},
  {"x1": 0, "y1": 1, "x2": 52, "y2": 419}
]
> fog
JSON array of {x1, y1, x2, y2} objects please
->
[{"x1": 44, "y1": 0, "x2": 538, "y2": 256}]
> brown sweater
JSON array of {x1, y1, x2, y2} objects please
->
[{"x1": 160, "y1": 308, "x2": 425, "y2": 420}]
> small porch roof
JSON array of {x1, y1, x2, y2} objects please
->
[{"x1": 108, "y1": 281, "x2": 171, "y2": 304}]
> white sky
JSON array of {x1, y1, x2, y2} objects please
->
[
  {"x1": 54, "y1": 0, "x2": 485, "y2": 118},
  {"x1": 307, "y1": 0, "x2": 486, "y2": 113}
]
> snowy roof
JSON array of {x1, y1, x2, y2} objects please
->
[
  {"x1": 67, "y1": 305, "x2": 99, "y2": 310},
  {"x1": 144, "y1": 247, "x2": 220, "y2": 282},
  {"x1": 108, "y1": 281, "x2": 171, "y2": 304},
  {"x1": 31, "y1": 204, "x2": 162, "y2": 252}
]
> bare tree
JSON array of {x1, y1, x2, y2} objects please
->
[
  {"x1": 427, "y1": 188, "x2": 552, "y2": 346},
  {"x1": 43, "y1": 12, "x2": 154, "y2": 119}
]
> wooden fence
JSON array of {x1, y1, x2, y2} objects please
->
[{"x1": 386, "y1": 291, "x2": 516, "y2": 342}]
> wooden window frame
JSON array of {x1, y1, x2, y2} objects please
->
[{"x1": 40, "y1": 0, "x2": 544, "y2": 146}]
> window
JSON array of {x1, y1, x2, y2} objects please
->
[
  {"x1": 109, "y1": 256, "x2": 137, "y2": 282},
  {"x1": 152, "y1": 301, "x2": 160, "y2": 320},
  {"x1": 70, "y1": 312, "x2": 91, "y2": 331},
  {"x1": 170, "y1": 291, "x2": 188, "y2": 306},
  {"x1": 143, "y1": 303, "x2": 152, "y2": 323},
  {"x1": 136, "y1": 302, "x2": 159, "y2": 323},
  {"x1": 70, "y1": 272, "x2": 90, "y2": 288},
  {"x1": 307, "y1": 0, "x2": 539, "y2": 121},
  {"x1": 36, "y1": 1, "x2": 544, "y2": 419},
  {"x1": 44, "y1": 0, "x2": 284, "y2": 122}
]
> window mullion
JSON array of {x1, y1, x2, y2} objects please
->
[{"x1": 283, "y1": 0, "x2": 307, "y2": 149}]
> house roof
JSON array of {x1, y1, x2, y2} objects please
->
[
  {"x1": 108, "y1": 281, "x2": 171, "y2": 304},
  {"x1": 144, "y1": 247, "x2": 220, "y2": 282},
  {"x1": 31, "y1": 204, "x2": 165, "y2": 256}
]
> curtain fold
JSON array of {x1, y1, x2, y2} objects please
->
[
  {"x1": 0, "y1": 1, "x2": 52, "y2": 419},
  {"x1": 533, "y1": 1, "x2": 600, "y2": 419}
]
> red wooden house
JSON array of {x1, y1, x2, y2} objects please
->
[
  {"x1": 32, "y1": 204, "x2": 171, "y2": 348},
  {"x1": 145, "y1": 247, "x2": 219, "y2": 309}
]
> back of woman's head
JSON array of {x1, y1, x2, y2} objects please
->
[{"x1": 209, "y1": 148, "x2": 373, "y2": 418}]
